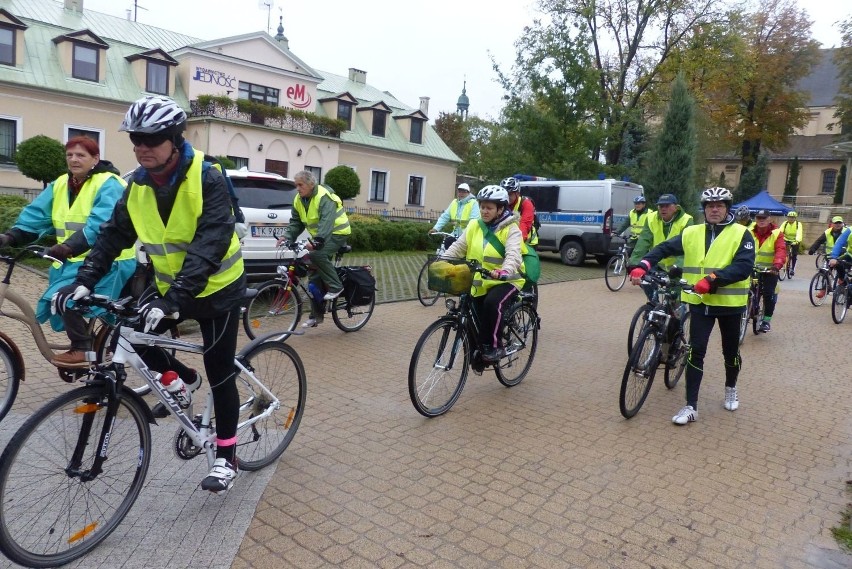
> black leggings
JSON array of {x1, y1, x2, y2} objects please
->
[
  {"x1": 759, "y1": 272, "x2": 779, "y2": 318},
  {"x1": 471, "y1": 283, "x2": 518, "y2": 349},
  {"x1": 786, "y1": 241, "x2": 798, "y2": 271},
  {"x1": 684, "y1": 310, "x2": 742, "y2": 410},
  {"x1": 138, "y1": 307, "x2": 241, "y2": 460}
]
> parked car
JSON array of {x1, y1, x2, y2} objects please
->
[{"x1": 227, "y1": 169, "x2": 298, "y2": 278}]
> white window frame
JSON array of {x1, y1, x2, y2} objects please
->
[
  {"x1": 64, "y1": 124, "x2": 107, "y2": 156},
  {"x1": 406, "y1": 174, "x2": 426, "y2": 206},
  {"x1": 369, "y1": 169, "x2": 389, "y2": 203},
  {"x1": 0, "y1": 114, "x2": 22, "y2": 166}
]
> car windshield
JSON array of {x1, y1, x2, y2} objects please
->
[{"x1": 231, "y1": 178, "x2": 296, "y2": 209}]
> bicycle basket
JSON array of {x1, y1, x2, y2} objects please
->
[{"x1": 427, "y1": 257, "x2": 473, "y2": 295}]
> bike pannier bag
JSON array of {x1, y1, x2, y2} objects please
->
[{"x1": 340, "y1": 266, "x2": 376, "y2": 306}]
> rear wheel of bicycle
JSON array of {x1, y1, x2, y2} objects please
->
[
  {"x1": 619, "y1": 326, "x2": 661, "y2": 419},
  {"x1": 751, "y1": 293, "x2": 766, "y2": 334},
  {"x1": 495, "y1": 303, "x2": 539, "y2": 387},
  {"x1": 831, "y1": 283, "x2": 848, "y2": 324},
  {"x1": 815, "y1": 251, "x2": 826, "y2": 269},
  {"x1": 738, "y1": 291, "x2": 752, "y2": 345},
  {"x1": 332, "y1": 293, "x2": 375, "y2": 332},
  {"x1": 243, "y1": 280, "x2": 302, "y2": 340},
  {"x1": 417, "y1": 261, "x2": 441, "y2": 306},
  {"x1": 809, "y1": 272, "x2": 830, "y2": 307},
  {"x1": 0, "y1": 343, "x2": 19, "y2": 423},
  {"x1": 604, "y1": 255, "x2": 628, "y2": 292},
  {"x1": 409, "y1": 319, "x2": 470, "y2": 417},
  {"x1": 627, "y1": 303, "x2": 651, "y2": 355},
  {"x1": 664, "y1": 312, "x2": 690, "y2": 389},
  {"x1": 234, "y1": 341, "x2": 306, "y2": 471},
  {"x1": 0, "y1": 386, "x2": 151, "y2": 567}
]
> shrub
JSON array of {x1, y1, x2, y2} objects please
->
[
  {"x1": 324, "y1": 165, "x2": 360, "y2": 200},
  {"x1": 15, "y1": 135, "x2": 66, "y2": 188},
  {"x1": 347, "y1": 216, "x2": 433, "y2": 252},
  {"x1": 0, "y1": 195, "x2": 28, "y2": 233}
]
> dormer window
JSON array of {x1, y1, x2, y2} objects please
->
[
  {"x1": 146, "y1": 61, "x2": 168, "y2": 95},
  {"x1": 0, "y1": 27, "x2": 13, "y2": 66},
  {"x1": 372, "y1": 110, "x2": 387, "y2": 137},
  {"x1": 410, "y1": 119, "x2": 423, "y2": 144},
  {"x1": 72, "y1": 43, "x2": 98, "y2": 81},
  {"x1": 394, "y1": 110, "x2": 428, "y2": 145},
  {"x1": 337, "y1": 102, "x2": 353, "y2": 130},
  {"x1": 0, "y1": 10, "x2": 27, "y2": 68},
  {"x1": 126, "y1": 49, "x2": 178, "y2": 96}
]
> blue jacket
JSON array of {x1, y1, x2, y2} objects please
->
[{"x1": 830, "y1": 227, "x2": 852, "y2": 259}]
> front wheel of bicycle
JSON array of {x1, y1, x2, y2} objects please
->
[
  {"x1": 809, "y1": 272, "x2": 830, "y2": 307},
  {"x1": 619, "y1": 326, "x2": 661, "y2": 419},
  {"x1": 417, "y1": 261, "x2": 441, "y2": 306},
  {"x1": 243, "y1": 280, "x2": 302, "y2": 340},
  {"x1": 332, "y1": 293, "x2": 375, "y2": 332},
  {"x1": 408, "y1": 318, "x2": 470, "y2": 417},
  {"x1": 627, "y1": 303, "x2": 651, "y2": 355},
  {"x1": 234, "y1": 341, "x2": 307, "y2": 471},
  {"x1": 0, "y1": 386, "x2": 151, "y2": 568},
  {"x1": 815, "y1": 251, "x2": 826, "y2": 269},
  {"x1": 495, "y1": 303, "x2": 539, "y2": 387},
  {"x1": 0, "y1": 343, "x2": 20, "y2": 423},
  {"x1": 604, "y1": 255, "x2": 628, "y2": 292},
  {"x1": 831, "y1": 283, "x2": 849, "y2": 324},
  {"x1": 664, "y1": 312, "x2": 690, "y2": 389}
]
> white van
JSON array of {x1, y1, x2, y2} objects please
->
[{"x1": 519, "y1": 179, "x2": 644, "y2": 265}]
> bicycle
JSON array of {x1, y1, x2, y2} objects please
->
[
  {"x1": 242, "y1": 239, "x2": 376, "y2": 339},
  {"x1": 814, "y1": 245, "x2": 827, "y2": 270},
  {"x1": 738, "y1": 267, "x2": 775, "y2": 343},
  {"x1": 417, "y1": 231, "x2": 455, "y2": 306},
  {"x1": 779, "y1": 240, "x2": 797, "y2": 280},
  {"x1": 808, "y1": 258, "x2": 838, "y2": 307},
  {"x1": 408, "y1": 258, "x2": 540, "y2": 417},
  {"x1": 619, "y1": 268, "x2": 692, "y2": 419},
  {"x1": 604, "y1": 237, "x2": 635, "y2": 292},
  {"x1": 831, "y1": 260, "x2": 852, "y2": 324},
  {"x1": 0, "y1": 293, "x2": 307, "y2": 567}
]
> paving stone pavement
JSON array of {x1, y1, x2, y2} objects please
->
[{"x1": 1, "y1": 266, "x2": 851, "y2": 569}]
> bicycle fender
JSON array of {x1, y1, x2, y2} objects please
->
[
  {"x1": 238, "y1": 330, "x2": 303, "y2": 355},
  {"x1": 0, "y1": 330, "x2": 25, "y2": 383},
  {"x1": 118, "y1": 384, "x2": 158, "y2": 425}
]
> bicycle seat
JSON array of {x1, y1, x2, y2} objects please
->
[{"x1": 337, "y1": 245, "x2": 352, "y2": 255}]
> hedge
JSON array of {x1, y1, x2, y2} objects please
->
[
  {"x1": 346, "y1": 215, "x2": 435, "y2": 252},
  {"x1": 0, "y1": 195, "x2": 28, "y2": 234}
]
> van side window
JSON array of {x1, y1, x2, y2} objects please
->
[{"x1": 522, "y1": 185, "x2": 559, "y2": 212}]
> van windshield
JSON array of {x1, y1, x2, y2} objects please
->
[{"x1": 231, "y1": 178, "x2": 297, "y2": 209}]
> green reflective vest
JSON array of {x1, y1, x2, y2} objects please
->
[
  {"x1": 681, "y1": 224, "x2": 749, "y2": 307},
  {"x1": 464, "y1": 221, "x2": 525, "y2": 296},
  {"x1": 126, "y1": 150, "x2": 244, "y2": 297},
  {"x1": 292, "y1": 185, "x2": 351, "y2": 237}
]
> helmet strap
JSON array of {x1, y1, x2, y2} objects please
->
[{"x1": 146, "y1": 142, "x2": 180, "y2": 174}]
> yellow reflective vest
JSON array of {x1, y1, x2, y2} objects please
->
[
  {"x1": 779, "y1": 220, "x2": 802, "y2": 243},
  {"x1": 126, "y1": 150, "x2": 244, "y2": 297},
  {"x1": 51, "y1": 172, "x2": 135, "y2": 266},
  {"x1": 749, "y1": 227, "x2": 782, "y2": 269},
  {"x1": 511, "y1": 197, "x2": 539, "y2": 246},
  {"x1": 464, "y1": 221, "x2": 525, "y2": 296},
  {"x1": 449, "y1": 198, "x2": 476, "y2": 233},
  {"x1": 292, "y1": 184, "x2": 351, "y2": 237},
  {"x1": 646, "y1": 210, "x2": 693, "y2": 269},
  {"x1": 629, "y1": 208, "x2": 652, "y2": 237},
  {"x1": 681, "y1": 224, "x2": 750, "y2": 307}
]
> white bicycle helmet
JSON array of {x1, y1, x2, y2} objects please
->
[
  {"x1": 735, "y1": 205, "x2": 751, "y2": 222},
  {"x1": 634, "y1": 195, "x2": 647, "y2": 204},
  {"x1": 477, "y1": 185, "x2": 510, "y2": 206},
  {"x1": 500, "y1": 177, "x2": 520, "y2": 191},
  {"x1": 700, "y1": 187, "x2": 733, "y2": 206},
  {"x1": 120, "y1": 95, "x2": 187, "y2": 134}
]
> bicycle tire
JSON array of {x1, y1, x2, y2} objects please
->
[
  {"x1": 0, "y1": 385, "x2": 151, "y2": 567},
  {"x1": 234, "y1": 341, "x2": 307, "y2": 471},
  {"x1": 815, "y1": 251, "x2": 826, "y2": 269},
  {"x1": 604, "y1": 255, "x2": 628, "y2": 292},
  {"x1": 243, "y1": 280, "x2": 302, "y2": 340},
  {"x1": 809, "y1": 272, "x2": 829, "y2": 307},
  {"x1": 332, "y1": 291, "x2": 375, "y2": 332},
  {"x1": 751, "y1": 293, "x2": 765, "y2": 334},
  {"x1": 664, "y1": 312, "x2": 690, "y2": 389},
  {"x1": 738, "y1": 291, "x2": 752, "y2": 345},
  {"x1": 408, "y1": 318, "x2": 470, "y2": 417},
  {"x1": 831, "y1": 283, "x2": 848, "y2": 324},
  {"x1": 619, "y1": 326, "x2": 660, "y2": 419},
  {"x1": 495, "y1": 303, "x2": 539, "y2": 387},
  {"x1": 0, "y1": 343, "x2": 19, "y2": 423},
  {"x1": 627, "y1": 303, "x2": 651, "y2": 355},
  {"x1": 417, "y1": 261, "x2": 441, "y2": 306}
]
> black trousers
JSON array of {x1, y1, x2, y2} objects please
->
[
  {"x1": 684, "y1": 310, "x2": 742, "y2": 410},
  {"x1": 759, "y1": 272, "x2": 779, "y2": 318},
  {"x1": 471, "y1": 283, "x2": 518, "y2": 349}
]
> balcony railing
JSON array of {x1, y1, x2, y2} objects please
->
[{"x1": 189, "y1": 100, "x2": 341, "y2": 138}]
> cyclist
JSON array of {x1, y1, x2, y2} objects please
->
[
  {"x1": 778, "y1": 211, "x2": 803, "y2": 277},
  {"x1": 617, "y1": 195, "x2": 653, "y2": 242},
  {"x1": 808, "y1": 215, "x2": 844, "y2": 259},
  {"x1": 630, "y1": 187, "x2": 754, "y2": 425},
  {"x1": 430, "y1": 182, "x2": 480, "y2": 249},
  {"x1": 734, "y1": 205, "x2": 753, "y2": 228},
  {"x1": 629, "y1": 193, "x2": 694, "y2": 300},
  {"x1": 52, "y1": 95, "x2": 245, "y2": 493},
  {"x1": 0, "y1": 136, "x2": 136, "y2": 368},
  {"x1": 501, "y1": 177, "x2": 539, "y2": 247},
  {"x1": 749, "y1": 210, "x2": 786, "y2": 332},
  {"x1": 443, "y1": 185, "x2": 525, "y2": 363},
  {"x1": 828, "y1": 222, "x2": 852, "y2": 283},
  {"x1": 277, "y1": 170, "x2": 351, "y2": 328}
]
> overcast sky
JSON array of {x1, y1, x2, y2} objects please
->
[{"x1": 81, "y1": 0, "x2": 847, "y2": 121}]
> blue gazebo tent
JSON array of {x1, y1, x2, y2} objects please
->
[{"x1": 732, "y1": 190, "x2": 793, "y2": 216}]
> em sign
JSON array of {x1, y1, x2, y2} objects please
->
[{"x1": 287, "y1": 84, "x2": 312, "y2": 109}]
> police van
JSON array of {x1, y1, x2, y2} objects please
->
[{"x1": 519, "y1": 179, "x2": 644, "y2": 266}]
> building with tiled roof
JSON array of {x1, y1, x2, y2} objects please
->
[{"x1": 0, "y1": 0, "x2": 461, "y2": 214}]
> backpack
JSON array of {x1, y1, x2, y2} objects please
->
[
  {"x1": 203, "y1": 157, "x2": 247, "y2": 238},
  {"x1": 338, "y1": 266, "x2": 377, "y2": 306}
]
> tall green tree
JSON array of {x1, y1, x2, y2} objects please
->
[
  {"x1": 433, "y1": 112, "x2": 469, "y2": 162},
  {"x1": 735, "y1": 152, "x2": 769, "y2": 202},
  {"x1": 783, "y1": 156, "x2": 800, "y2": 199},
  {"x1": 15, "y1": 135, "x2": 66, "y2": 188},
  {"x1": 833, "y1": 17, "x2": 852, "y2": 136},
  {"x1": 642, "y1": 75, "x2": 699, "y2": 214}
]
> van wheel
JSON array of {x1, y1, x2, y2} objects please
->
[{"x1": 560, "y1": 241, "x2": 585, "y2": 266}]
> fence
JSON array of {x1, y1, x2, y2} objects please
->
[
  {"x1": 346, "y1": 207, "x2": 441, "y2": 223},
  {"x1": 0, "y1": 187, "x2": 39, "y2": 203}
]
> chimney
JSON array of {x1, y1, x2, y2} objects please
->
[
  {"x1": 348, "y1": 68, "x2": 367, "y2": 84},
  {"x1": 419, "y1": 97, "x2": 430, "y2": 116},
  {"x1": 64, "y1": 0, "x2": 83, "y2": 11}
]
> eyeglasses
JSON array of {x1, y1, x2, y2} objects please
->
[{"x1": 129, "y1": 133, "x2": 170, "y2": 148}]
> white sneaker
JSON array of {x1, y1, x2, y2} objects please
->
[
  {"x1": 322, "y1": 288, "x2": 343, "y2": 301},
  {"x1": 672, "y1": 405, "x2": 697, "y2": 425},
  {"x1": 201, "y1": 458, "x2": 238, "y2": 493},
  {"x1": 302, "y1": 317, "x2": 321, "y2": 328},
  {"x1": 724, "y1": 386, "x2": 739, "y2": 411}
]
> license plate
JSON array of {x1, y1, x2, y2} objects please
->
[{"x1": 250, "y1": 224, "x2": 287, "y2": 238}]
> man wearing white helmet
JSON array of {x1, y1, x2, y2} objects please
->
[
  {"x1": 430, "y1": 182, "x2": 480, "y2": 248},
  {"x1": 630, "y1": 187, "x2": 755, "y2": 425},
  {"x1": 52, "y1": 95, "x2": 245, "y2": 493}
]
